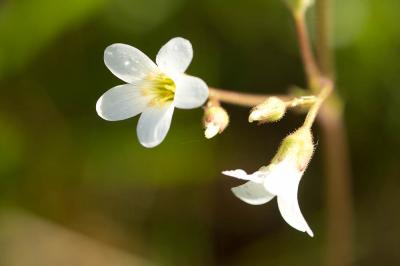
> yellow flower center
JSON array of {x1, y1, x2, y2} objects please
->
[{"x1": 142, "y1": 72, "x2": 176, "y2": 106}]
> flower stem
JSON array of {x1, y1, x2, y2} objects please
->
[
  {"x1": 208, "y1": 87, "x2": 289, "y2": 107},
  {"x1": 302, "y1": 81, "x2": 332, "y2": 129},
  {"x1": 317, "y1": 0, "x2": 334, "y2": 78},
  {"x1": 294, "y1": 12, "x2": 321, "y2": 90}
]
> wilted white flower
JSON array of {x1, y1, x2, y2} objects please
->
[
  {"x1": 96, "y1": 37, "x2": 209, "y2": 148},
  {"x1": 223, "y1": 128, "x2": 314, "y2": 237}
]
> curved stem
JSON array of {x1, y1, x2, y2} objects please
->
[
  {"x1": 208, "y1": 87, "x2": 289, "y2": 107},
  {"x1": 294, "y1": 13, "x2": 321, "y2": 90}
]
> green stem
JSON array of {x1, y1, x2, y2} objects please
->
[{"x1": 302, "y1": 82, "x2": 332, "y2": 129}]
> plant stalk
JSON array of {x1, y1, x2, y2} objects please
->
[
  {"x1": 208, "y1": 87, "x2": 289, "y2": 107},
  {"x1": 315, "y1": 0, "x2": 354, "y2": 265}
]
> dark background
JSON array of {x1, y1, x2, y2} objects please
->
[{"x1": 1, "y1": 0, "x2": 399, "y2": 265}]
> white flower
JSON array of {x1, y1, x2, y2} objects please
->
[
  {"x1": 96, "y1": 37, "x2": 209, "y2": 148},
  {"x1": 223, "y1": 128, "x2": 314, "y2": 237},
  {"x1": 223, "y1": 161, "x2": 313, "y2": 237}
]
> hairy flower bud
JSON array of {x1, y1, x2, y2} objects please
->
[
  {"x1": 203, "y1": 106, "x2": 229, "y2": 139},
  {"x1": 249, "y1": 97, "x2": 286, "y2": 123}
]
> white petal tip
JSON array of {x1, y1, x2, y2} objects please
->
[
  {"x1": 138, "y1": 137, "x2": 161, "y2": 148},
  {"x1": 276, "y1": 196, "x2": 314, "y2": 238},
  {"x1": 248, "y1": 111, "x2": 260, "y2": 123},
  {"x1": 156, "y1": 37, "x2": 193, "y2": 74},
  {"x1": 204, "y1": 124, "x2": 219, "y2": 139},
  {"x1": 95, "y1": 84, "x2": 148, "y2": 121},
  {"x1": 231, "y1": 186, "x2": 260, "y2": 205},
  {"x1": 104, "y1": 43, "x2": 157, "y2": 83},
  {"x1": 140, "y1": 142, "x2": 159, "y2": 148},
  {"x1": 96, "y1": 97, "x2": 105, "y2": 119},
  {"x1": 137, "y1": 104, "x2": 174, "y2": 149},
  {"x1": 222, "y1": 169, "x2": 266, "y2": 184},
  {"x1": 231, "y1": 182, "x2": 275, "y2": 205},
  {"x1": 138, "y1": 131, "x2": 166, "y2": 148},
  {"x1": 222, "y1": 169, "x2": 248, "y2": 178},
  {"x1": 95, "y1": 96, "x2": 113, "y2": 121}
]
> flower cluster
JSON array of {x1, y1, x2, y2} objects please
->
[{"x1": 97, "y1": 37, "x2": 319, "y2": 237}]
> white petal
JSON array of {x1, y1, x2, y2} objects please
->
[
  {"x1": 156, "y1": 37, "x2": 193, "y2": 74},
  {"x1": 104, "y1": 43, "x2": 157, "y2": 83},
  {"x1": 204, "y1": 123, "x2": 219, "y2": 139},
  {"x1": 232, "y1": 181, "x2": 275, "y2": 205},
  {"x1": 277, "y1": 196, "x2": 314, "y2": 237},
  {"x1": 260, "y1": 159, "x2": 313, "y2": 236},
  {"x1": 172, "y1": 74, "x2": 208, "y2": 109},
  {"x1": 96, "y1": 84, "x2": 148, "y2": 121},
  {"x1": 263, "y1": 159, "x2": 302, "y2": 198},
  {"x1": 223, "y1": 169, "x2": 248, "y2": 179},
  {"x1": 137, "y1": 104, "x2": 174, "y2": 148},
  {"x1": 222, "y1": 169, "x2": 265, "y2": 183}
]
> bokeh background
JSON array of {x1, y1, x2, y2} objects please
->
[{"x1": 1, "y1": 0, "x2": 399, "y2": 265}]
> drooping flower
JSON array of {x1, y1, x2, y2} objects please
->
[
  {"x1": 222, "y1": 128, "x2": 315, "y2": 237},
  {"x1": 96, "y1": 37, "x2": 209, "y2": 148}
]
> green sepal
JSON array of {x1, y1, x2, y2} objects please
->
[{"x1": 271, "y1": 127, "x2": 314, "y2": 170}]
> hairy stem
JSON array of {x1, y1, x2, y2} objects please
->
[
  {"x1": 208, "y1": 87, "x2": 289, "y2": 107},
  {"x1": 302, "y1": 81, "x2": 332, "y2": 129}
]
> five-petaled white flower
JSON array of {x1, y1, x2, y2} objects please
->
[
  {"x1": 223, "y1": 128, "x2": 314, "y2": 237},
  {"x1": 96, "y1": 37, "x2": 209, "y2": 148}
]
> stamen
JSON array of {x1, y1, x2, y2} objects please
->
[{"x1": 142, "y1": 72, "x2": 176, "y2": 106}]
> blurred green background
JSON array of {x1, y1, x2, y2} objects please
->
[{"x1": 1, "y1": 0, "x2": 400, "y2": 265}]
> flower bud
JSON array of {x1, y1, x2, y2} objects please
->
[
  {"x1": 203, "y1": 106, "x2": 229, "y2": 139},
  {"x1": 249, "y1": 97, "x2": 286, "y2": 123}
]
